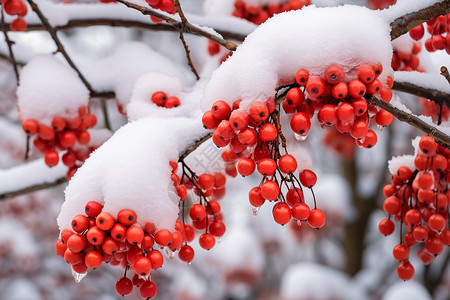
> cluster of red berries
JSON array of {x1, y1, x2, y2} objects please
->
[
  {"x1": 3, "y1": 0, "x2": 28, "y2": 31},
  {"x1": 367, "y1": 0, "x2": 396, "y2": 10},
  {"x1": 287, "y1": 63, "x2": 392, "y2": 149},
  {"x1": 55, "y1": 204, "x2": 171, "y2": 298},
  {"x1": 379, "y1": 136, "x2": 450, "y2": 281},
  {"x1": 173, "y1": 160, "x2": 227, "y2": 250},
  {"x1": 202, "y1": 96, "x2": 326, "y2": 229},
  {"x1": 151, "y1": 91, "x2": 180, "y2": 108},
  {"x1": 145, "y1": 0, "x2": 177, "y2": 23},
  {"x1": 56, "y1": 160, "x2": 229, "y2": 298},
  {"x1": 232, "y1": 0, "x2": 311, "y2": 25},
  {"x1": 21, "y1": 106, "x2": 97, "y2": 179},
  {"x1": 409, "y1": 14, "x2": 450, "y2": 54},
  {"x1": 391, "y1": 42, "x2": 423, "y2": 72}
]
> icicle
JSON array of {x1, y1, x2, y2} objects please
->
[
  {"x1": 165, "y1": 247, "x2": 175, "y2": 259},
  {"x1": 252, "y1": 206, "x2": 260, "y2": 216},
  {"x1": 294, "y1": 133, "x2": 308, "y2": 141},
  {"x1": 71, "y1": 267, "x2": 87, "y2": 283},
  {"x1": 377, "y1": 125, "x2": 384, "y2": 131},
  {"x1": 188, "y1": 261, "x2": 192, "y2": 266},
  {"x1": 296, "y1": 220, "x2": 302, "y2": 226}
]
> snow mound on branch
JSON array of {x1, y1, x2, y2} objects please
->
[
  {"x1": 201, "y1": 5, "x2": 393, "y2": 111},
  {"x1": 127, "y1": 73, "x2": 202, "y2": 121},
  {"x1": 382, "y1": 281, "x2": 432, "y2": 300},
  {"x1": 84, "y1": 42, "x2": 185, "y2": 109},
  {"x1": 17, "y1": 55, "x2": 89, "y2": 126},
  {"x1": 58, "y1": 116, "x2": 206, "y2": 232},
  {"x1": 378, "y1": 0, "x2": 445, "y2": 23},
  {"x1": 279, "y1": 262, "x2": 366, "y2": 300},
  {"x1": 395, "y1": 71, "x2": 450, "y2": 94}
]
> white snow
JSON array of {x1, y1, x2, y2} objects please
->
[
  {"x1": 279, "y1": 262, "x2": 366, "y2": 300},
  {"x1": 382, "y1": 281, "x2": 432, "y2": 300},
  {"x1": 378, "y1": 0, "x2": 445, "y2": 23},
  {"x1": 201, "y1": 5, "x2": 394, "y2": 112},
  {"x1": 395, "y1": 71, "x2": 450, "y2": 94},
  {"x1": 58, "y1": 116, "x2": 207, "y2": 232},
  {"x1": 0, "y1": 159, "x2": 66, "y2": 196},
  {"x1": 17, "y1": 55, "x2": 90, "y2": 126},
  {"x1": 83, "y1": 42, "x2": 186, "y2": 108}
]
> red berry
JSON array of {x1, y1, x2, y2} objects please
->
[
  {"x1": 260, "y1": 180, "x2": 279, "y2": 201},
  {"x1": 45, "y1": 150, "x2": 59, "y2": 167},
  {"x1": 249, "y1": 101, "x2": 269, "y2": 122},
  {"x1": 358, "y1": 64, "x2": 376, "y2": 84},
  {"x1": 292, "y1": 202, "x2": 310, "y2": 221},
  {"x1": 295, "y1": 69, "x2": 309, "y2": 86},
  {"x1": 332, "y1": 82, "x2": 348, "y2": 99},
  {"x1": 84, "y1": 250, "x2": 103, "y2": 269},
  {"x1": 396, "y1": 262, "x2": 414, "y2": 281},
  {"x1": 198, "y1": 173, "x2": 215, "y2": 190},
  {"x1": 202, "y1": 111, "x2": 221, "y2": 129},
  {"x1": 229, "y1": 110, "x2": 249, "y2": 131},
  {"x1": 428, "y1": 214, "x2": 446, "y2": 232},
  {"x1": 324, "y1": 65, "x2": 344, "y2": 84},
  {"x1": 285, "y1": 87, "x2": 304, "y2": 106},
  {"x1": 237, "y1": 157, "x2": 256, "y2": 177},
  {"x1": 96, "y1": 211, "x2": 115, "y2": 231},
  {"x1": 178, "y1": 245, "x2": 195, "y2": 262},
  {"x1": 154, "y1": 229, "x2": 173, "y2": 246},
  {"x1": 152, "y1": 91, "x2": 166, "y2": 106},
  {"x1": 126, "y1": 225, "x2": 145, "y2": 245},
  {"x1": 117, "y1": 209, "x2": 137, "y2": 226},
  {"x1": 199, "y1": 233, "x2": 216, "y2": 250},
  {"x1": 272, "y1": 202, "x2": 292, "y2": 225},
  {"x1": 134, "y1": 257, "x2": 152, "y2": 276},
  {"x1": 383, "y1": 196, "x2": 401, "y2": 215},
  {"x1": 307, "y1": 208, "x2": 326, "y2": 229},
  {"x1": 140, "y1": 281, "x2": 158, "y2": 299},
  {"x1": 111, "y1": 223, "x2": 127, "y2": 241},
  {"x1": 348, "y1": 80, "x2": 366, "y2": 98},
  {"x1": 278, "y1": 154, "x2": 297, "y2": 174},
  {"x1": 393, "y1": 244, "x2": 410, "y2": 261},
  {"x1": 257, "y1": 158, "x2": 277, "y2": 176},
  {"x1": 212, "y1": 100, "x2": 231, "y2": 120},
  {"x1": 148, "y1": 250, "x2": 164, "y2": 269},
  {"x1": 22, "y1": 119, "x2": 39, "y2": 136},
  {"x1": 290, "y1": 112, "x2": 311, "y2": 136},
  {"x1": 249, "y1": 187, "x2": 265, "y2": 207},
  {"x1": 409, "y1": 24, "x2": 425, "y2": 40},
  {"x1": 86, "y1": 226, "x2": 105, "y2": 245},
  {"x1": 72, "y1": 214, "x2": 89, "y2": 233},
  {"x1": 379, "y1": 219, "x2": 395, "y2": 235},
  {"x1": 259, "y1": 123, "x2": 278, "y2": 142},
  {"x1": 165, "y1": 96, "x2": 180, "y2": 108},
  {"x1": 115, "y1": 277, "x2": 133, "y2": 296},
  {"x1": 299, "y1": 169, "x2": 317, "y2": 188}
]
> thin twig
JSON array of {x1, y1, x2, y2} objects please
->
[
  {"x1": 365, "y1": 95, "x2": 450, "y2": 149},
  {"x1": 173, "y1": 0, "x2": 199, "y2": 79},
  {"x1": 0, "y1": 177, "x2": 66, "y2": 201},
  {"x1": 26, "y1": 0, "x2": 95, "y2": 96},
  {"x1": 392, "y1": 80, "x2": 450, "y2": 108},
  {"x1": 390, "y1": 0, "x2": 450, "y2": 40},
  {"x1": 0, "y1": 7, "x2": 19, "y2": 84},
  {"x1": 178, "y1": 132, "x2": 213, "y2": 162},
  {"x1": 115, "y1": 0, "x2": 238, "y2": 51},
  {"x1": 440, "y1": 66, "x2": 450, "y2": 84}
]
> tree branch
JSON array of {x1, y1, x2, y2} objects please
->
[
  {"x1": 365, "y1": 95, "x2": 450, "y2": 149},
  {"x1": 390, "y1": 0, "x2": 450, "y2": 40},
  {"x1": 173, "y1": 0, "x2": 200, "y2": 80},
  {"x1": 441, "y1": 66, "x2": 450, "y2": 84},
  {"x1": 392, "y1": 80, "x2": 450, "y2": 107},
  {"x1": 26, "y1": 0, "x2": 96, "y2": 96},
  {"x1": 0, "y1": 177, "x2": 66, "y2": 201},
  {"x1": 0, "y1": 7, "x2": 20, "y2": 84},
  {"x1": 115, "y1": 0, "x2": 238, "y2": 51}
]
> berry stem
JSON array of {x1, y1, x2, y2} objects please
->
[{"x1": 0, "y1": 6, "x2": 19, "y2": 85}]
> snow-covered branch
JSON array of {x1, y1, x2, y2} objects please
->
[
  {"x1": 390, "y1": 0, "x2": 450, "y2": 40},
  {"x1": 393, "y1": 71, "x2": 450, "y2": 108},
  {"x1": 115, "y1": 0, "x2": 238, "y2": 51}
]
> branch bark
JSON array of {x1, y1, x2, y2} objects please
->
[
  {"x1": 390, "y1": 0, "x2": 450, "y2": 40},
  {"x1": 392, "y1": 80, "x2": 450, "y2": 107},
  {"x1": 365, "y1": 95, "x2": 450, "y2": 148},
  {"x1": 26, "y1": 0, "x2": 96, "y2": 97},
  {"x1": 115, "y1": 0, "x2": 238, "y2": 51},
  {"x1": 0, "y1": 177, "x2": 66, "y2": 201},
  {"x1": 0, "y1": 8, "x2": 19, "y2": 85}
]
